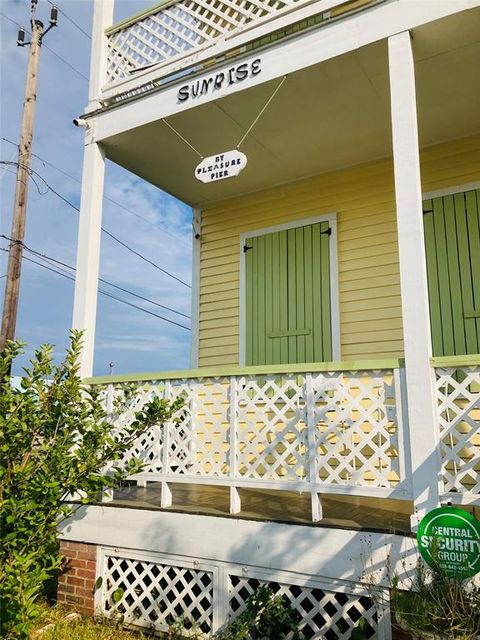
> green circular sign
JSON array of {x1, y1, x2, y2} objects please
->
[{"x1": 417, "y1": 507, "x2": 480, "y2": 579}]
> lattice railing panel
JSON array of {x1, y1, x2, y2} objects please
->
[
  {"x1": 228, "y1": 575, "x2": 378, "y2": 639},
  {"x1": 104, "y1": 367, "x2": 406, "y2": 495},
  {"x1": 106, "y1": 0, "x2": 299, "y2": 85},
  {"x1": 434, "y1": 365, "x2": 480, "y2": 496},
  {"x1": 111, "y1": 381, "x2": 168, "y2": 474},
  {"x1": 311, "y1": 371, "x2": 400, "y2": 488},
  {"x1": 109, "y1": 377, "x2": 231, "y2": 477},
  {"x1": 167, "y1": 377, "x2": 231, "y2": 476},
  {"x1": 236, "y1": 373, "x2": 307, "y2": 480},
  {"x1": 102, "y1": 554, "x2": 213, "y2": 633}
]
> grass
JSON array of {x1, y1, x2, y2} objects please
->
[{"x1": 31, "y1": 604, "x2": 150, "y2": 640}]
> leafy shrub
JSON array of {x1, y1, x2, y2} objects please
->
[
  {"x1": 215, "y1": 585, "x2": 303, "y2": 640},
  {"x1": 0, "y1": 332, "x2": 183, "y2": 639}
]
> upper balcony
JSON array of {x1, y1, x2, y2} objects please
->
[
  {"x1": 82, "y1": 0, "x2": 480, "y2": 210},
  {"x1": 100, "y1": 0, "x2": 384, "y2": 105}
]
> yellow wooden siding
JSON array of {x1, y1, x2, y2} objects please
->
[{"x1": 198, "y1": 134, "x2": 480, "y2": 367}]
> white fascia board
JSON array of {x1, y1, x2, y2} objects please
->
[
  {"x1": 58, "y1": 504, "x2": 417, "y2": 587},
  {"x1": 93, "y1": 0, "x2": 479, "y2": 142}
]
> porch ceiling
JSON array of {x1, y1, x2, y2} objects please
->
[{"x1": 101, "y1": 8, "x2": 480, "y2": 207}]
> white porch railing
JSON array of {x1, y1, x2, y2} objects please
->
[
  {"x1": 91, "y1": 361, "x2": 412, "y2": 521},
  {"x1": 432, "y1": 356, "x2": 480, "y2": 505},
  {"x1": 103, "y1": 0, "x2": 379, "y2": 91}
]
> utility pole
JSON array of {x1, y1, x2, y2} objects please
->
[{"x1": 0, "y1": 1, "x2": 58, "y2": 352}]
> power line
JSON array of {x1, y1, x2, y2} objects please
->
[
  {"x1": 47, "y1": 1, "x2": 91, "y2": 40},
  {"x1": 42, "y1": 41, "x2": 89, "y2": 80},
  {"x1": 0, "y1": 233, "x2": 190, "y2": 320},
  {"x1": 1, "y1": 136, "x2": 191, "y2": 247},
  {"x1": 0, "y1": 246, "x2": 191, "y2": 331},
  {"x1": 1, "y1": 159, "x2": 192, "y2": 289},
  {"x1": 0, "y1": 12, "x2": 88, "y2": 81},
  {"x1": 101, "y1": 227, "x2": 191, "y2": 289}
]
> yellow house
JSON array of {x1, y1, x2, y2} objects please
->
[{"x1": 61, "y1": 0, "x2": 480, "y2": 637}]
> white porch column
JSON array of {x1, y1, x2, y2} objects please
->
[
  {"x1": 88, "y1": 0, "x2": 114, "y2": 110},
  {"x1": 388, "y1": 31, "x2": 440, "y2": 527},
  {"x1": 72, "y1": 142, "x2": 105, "y2": 378},
  {"x1": 72, "y1": 0, "x2": 113, "y2": 377}
]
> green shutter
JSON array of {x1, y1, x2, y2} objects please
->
[
  {"x1": 245, "y1": 221, "x2": 332, "y2": 365},
  {"x1": 424, "y1": 188, "x2": 480, "y2": 356}
]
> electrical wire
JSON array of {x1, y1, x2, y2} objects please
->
[
  {"x1": 0, "y1": 233, "x2": 190, "y2": 320},
  {"x1": 1, "y1": 136, "x2": 192, "y2": 248},
  {"x1": 0, "y1": 246, "x2": 191, "y2": 331},
  {"x1": 46, "y1": 0, "x2": 91, "y2": 40},
  {"x1": 42, "y1": 41, "x2": 89, "y2": 80},
  {"x1": 1, "y1": 159, "x2": 192, "y2": 288}
]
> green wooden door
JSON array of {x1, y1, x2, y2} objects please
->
[
  {"x1": 245, "y1": 221, "x2": 332, "y2": 365},
  {"x1": 424, "y1": 188, "x2": 480, "y2": 356}
]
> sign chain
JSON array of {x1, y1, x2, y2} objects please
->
[
  {"x1": 162, "y1": 118, "x2": 204, "y2": 159},
  {"x1": 236, "y1": 75, "x2": 287, "y2": 149},
  {"x1": 162, "y1": 74, "x2": 287, "y2": 161}
]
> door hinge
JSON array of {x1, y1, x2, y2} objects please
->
[
  {"x1": 243, "y1": 244, "x2": 253, "y2": 253},
  {"x1": 321, "y1": 227, "x2": 332, "y2": 236}
]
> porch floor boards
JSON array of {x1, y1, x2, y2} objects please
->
[{"x1": 109, "y1": 483, "x2": 413, "y2": 534}]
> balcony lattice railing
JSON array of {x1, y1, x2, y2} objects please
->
[
  {"x1": 432, "y1": 358, "x2": 480, "y2": 503},
  {"x1": 103, "y1": 0, "x2": 372, "y2": 90},
  {"x1": 92, "y1": 361, "x2": 411, "y2": 520},
  {"x1": 106, "y1": 0, "x2": 301, "y2": 86}
]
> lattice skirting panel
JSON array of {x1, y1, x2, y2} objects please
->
[{"x1": 96, "y1": 548, "x2": 391, "y2": 639}]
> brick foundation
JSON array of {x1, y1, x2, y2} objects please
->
[{"x1": 57, "y1": 541, "x2": 97, "y2": 616}]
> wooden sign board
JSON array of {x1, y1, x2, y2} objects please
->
[{"x1": 195, "y1": 150, "x2": 247, "y2": 183}]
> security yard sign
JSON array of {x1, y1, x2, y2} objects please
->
[
  {"x1": 195, "y1": 150, "x2": 247, "y2": 183},
  {"x1": 417, "y1": 506, "x2": 480, "y2": 579}
]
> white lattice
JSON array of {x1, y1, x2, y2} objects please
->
[
  {"x1": 236, "y1": 374, "x2": 307, "y2": 480},
  {"x1": 434, "y1": 365, "x2": 480, "y2": 496},
  {"x1": 228, "y1": 575, "x2": 378, "y2": 639},
  {"x1": 167, "y1": 377, "x2": 231, "y2": 476},
  {"x1": 104, "y1": 367, "x2": 405, "y2": 499},
  {"x1": 105, "y1": 0, "x2": 300, "y2": 85},
  {"x1": 311, "y1": 371, "x2": 400, "y2": 488},
  {"x1": 102, "y1": 554, "x2": 213, "y2": 633},
  {"x1": 110, "y1": 378, "x2": 230, "y2": 477},
  {"x1": 111, "y1": 381, "x2": 167, "y2": 474}
]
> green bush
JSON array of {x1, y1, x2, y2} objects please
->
[
  {"x1": 215, "y1": 585, "x2": 303, "y2": 640},
  {"x1": 0, "y1": 332, "x2": 183, "y2": 639}
]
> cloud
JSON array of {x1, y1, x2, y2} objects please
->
[{"x1": 0, "y1": 0, "x2": 193, "y2": 377}]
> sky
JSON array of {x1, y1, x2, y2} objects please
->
[{"x1": 0, "y1": 0, "x2": 193, "y2": 376}]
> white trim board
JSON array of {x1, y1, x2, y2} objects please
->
[
  {"x1": 239, "y1": 212, "x2": 341, "y2": 366},
  {"x1": 422, "y1": 181, "x2": 480, "y2": 201},
  {"x1": 190, "y1": 207, "x2": 201, "y2": 368}
]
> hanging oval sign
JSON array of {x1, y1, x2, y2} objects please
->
[
  {"x1": 195, "y1": 150, "x2": 247, "y2": 184},
  {"x1": 417, "y1": 506, "x2": 480, "y2": 579}
]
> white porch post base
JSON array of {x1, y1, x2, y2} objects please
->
[
  {"x1": 388, "y1": 31, "x2": 441, "y2": 528},
  {"x1": 230, "y1": 486, "x2": 241, "y2": 514},
  {"x1": 161, "y1": 481, "x2": 173, "y2": 508}
]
